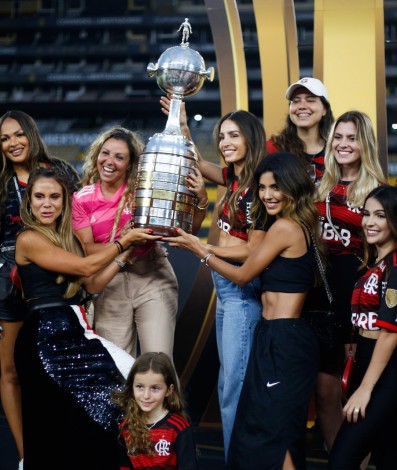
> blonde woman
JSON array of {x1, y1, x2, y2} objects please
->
[
  {"x1": 0, "y1": 110, "x2": 80, "y2": 468},
  {"x1": 313, "y1": 110, "x2": 386, "y2": 451},
  {"x1": 72, "y1": 127, "x2": 182, "y2": 358},
  {"x1": 14, "y1": 167, "x2": 160, "y2": 469}
]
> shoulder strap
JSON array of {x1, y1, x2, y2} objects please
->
[
  {"x1": 303, "y1": 223, "x2": 333, "y2": 305},
  {"x1": 325, "y1": 194, "x2": 348, "y2": 247},
  {"x1": 301, "y1": 226, "x2": 310, "y2": 250}
]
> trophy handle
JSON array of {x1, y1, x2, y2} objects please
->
[
  {"x1": 147, "y1": 62, "x2": 158, "y2": 78},
  {"x1": 200, "y1": 67, "x2": 215, "y2": 82}
]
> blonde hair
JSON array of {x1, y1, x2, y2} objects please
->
[
  {"x1": 20, "y1": 168, "x2": 83, "y2": 298},
  {"x1": 81, "y1": 127, "x2": 143, "y2": 239},
  {"x1": 316, "y1": 111, "x2": 386, "y2": 207}
]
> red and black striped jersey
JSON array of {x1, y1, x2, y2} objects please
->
[
  {"x1": 351, "y1": 261, "x2": 386, "y2": 331},
  {"x1": 316, "y1": 182, "x2": 364, "y2": 257},
  {"x1": 217, "y1": 167, "x2": 253, "y2": 241},
  {"x1": 119, "y1": 412, "x2": 198, "y2": 470},
  {"x1": 376, "y1": 252, "x2": 397, "y2": 333}
]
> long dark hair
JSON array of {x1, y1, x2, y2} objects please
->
[
  {"x1": 251, "y1": 152, "x2": 324, "y2": 283},
  {"x1": 362, "y1": 185, "x2": 397, "y2": 267},
  {"x1": 269, "y1": 96, "x2": 333, "y2": 162},
  {"x1": 213, "y1": 110, "x2": 266, "y2": 228},
  {"x1": 0, "y1": 110, "x2": 53, "y2": 212},
  {"x1": 251, "y1": 152, "x2": 317, "y2": 232}
]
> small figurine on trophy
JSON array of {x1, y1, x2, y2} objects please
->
[
  {"x1": 178, "y1": 18, "x2": 192, "y2": 46},
  {"x1": 133, "y1": 20, "x2": 215, "y2": 236}
]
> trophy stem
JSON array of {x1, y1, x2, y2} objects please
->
[{"x1": 163, "y1": 97, "x2": 183, "y2": 136}]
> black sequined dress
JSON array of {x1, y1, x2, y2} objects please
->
[{"x1": 14, "y1": 262, "x2": 134, "y2": 470}]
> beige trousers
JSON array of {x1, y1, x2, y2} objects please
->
[{"x1": 94, "y1": 244, "x2": 178, "y2": 358}]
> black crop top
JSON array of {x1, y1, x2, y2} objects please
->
[
  {"x1": 17, "y1": 262, "x2": 79, "y2": 301},
  {"x1": 260, "y1": 228, "x2": 314, "y2": 293}
]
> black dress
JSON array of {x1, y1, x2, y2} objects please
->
[{"x1": 14, "y1": 262, "x2": 134, "y2": 470}]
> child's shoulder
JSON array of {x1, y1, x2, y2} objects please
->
[{"x1": 166, "y1": 412, "x2": 192, "y2": 432}]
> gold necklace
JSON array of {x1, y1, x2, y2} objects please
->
[{"x1": 148, "y1": 410, "x2": 168, "y2": 430}]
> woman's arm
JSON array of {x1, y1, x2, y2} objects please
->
[
  {"x1": 160, "y1": 95, "x2": 224, "y2": 185},
  {"x1": 343, "y1": 329, "x2": 397, "y2": 423},
  {"x1": 187, "y1": 166, "x2": 210, "y2": 235},
  {"x1": 205, "y1": 230, "x2": 267, "y2": 263},
  {"x1": 164, "y1": 219, "x2": 293, "y2": 285},
  {"x1": 83, "y1": 246, "x2": 133, "y2": 293},
  {"x1": 16, "y1": 228, "x2": 161, "y2": 277}
]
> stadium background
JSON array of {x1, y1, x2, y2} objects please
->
[{"x1": 0, "y1": 2, "x2": 395, "y2": 468}]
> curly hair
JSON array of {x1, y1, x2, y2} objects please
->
[
  {"x1": 213, "y1": 110, "x2": 267, "y2": 229},
  {"x1": 80, "y1": 126, "x2": 143, "y2": 240},
  {"x1": 20, "y1": 167, "x2": 83, "y2": 298},
  {"x1": 316, "y1": 111, "x2": 386, "y2": 208},
  {"x1": 112, "y1": 352, "x2": 186, "y2": 457}
]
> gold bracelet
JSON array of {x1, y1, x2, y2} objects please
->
[{"x1": 195, "y1": 199, "x2": 209, "y2": 210}]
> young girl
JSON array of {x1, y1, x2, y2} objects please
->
[
  {"x1": 164, "y1": 152, "x2": 321, "y2": 469},
  {"x1": 329, "y1": 185, "x2": 397, "y2": 469},
  {"x1": 114, "y1": 352, "x2": 199, "y2": 470}
]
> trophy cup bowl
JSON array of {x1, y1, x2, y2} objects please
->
[
  {"x1": 147, "y1": 45, "x2": 215, "y2": 98},
  {"x1": 133, "y1": 20, "x2": 215, "y2": 236}
]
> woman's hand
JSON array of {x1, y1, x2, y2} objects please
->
[
  {"x1": 162, "y1": 227, "x2": 208, "y2": 258},
  {"x1": 119, "y1": 219, "x2": 133, "y2": 238},
  {"x1": 121, "y1": 228, "x2": 162, "y2": 248},
  {"x1": 343, "y1": 386, "x2": 372, "y2": 423},
  {"x1": 160, "y1": 94, "x2": 189, "y2": 133},
  {"x1": 187, "y1": 166, "x2": 208, "y2": 206}
]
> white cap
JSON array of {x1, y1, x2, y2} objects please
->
[{"x1": 285, "y1": 77, "x2": 328, "y2": 101}]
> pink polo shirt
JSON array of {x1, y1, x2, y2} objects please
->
[
  {"x1": 72, "y1": 181, "x2": 132, "y2": 243},
  {"x1": 72, "y1": 181, "x2": 153, "y2": 256}
]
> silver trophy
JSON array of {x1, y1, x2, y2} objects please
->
[{"x1": 133, "y1": 19, "x2": 215, "y2": 236}]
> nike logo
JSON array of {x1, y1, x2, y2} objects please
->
[{"x1": 266, "y1": 381, "x2": 280, "y2": 388}]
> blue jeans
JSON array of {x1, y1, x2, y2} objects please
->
[{"x1": 212, "y1": 270, "x2": 262, "y2": 459}]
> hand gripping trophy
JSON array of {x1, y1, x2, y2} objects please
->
[{"x1": 133, "y1": 19, "x2": 215, "y2": 236}]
